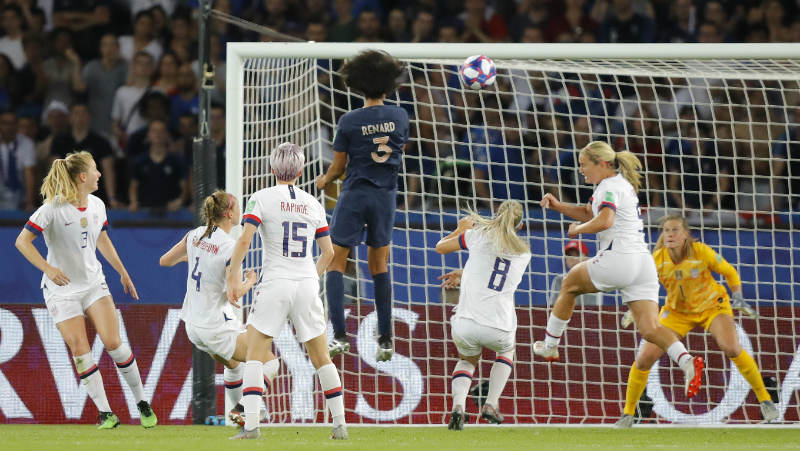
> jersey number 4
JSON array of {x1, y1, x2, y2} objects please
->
[
  {"x1": 191, "y1": 257, "x2": 202, "y2": 292},
  {"x1": 487, "y1": 257, "x2": 511, "y2": 291},
  {"x1": 281, "y1": 221, "x2": 307, "y2": 257}
]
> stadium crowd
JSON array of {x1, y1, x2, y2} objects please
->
[{"x1": 0, "y1": 0, "x2": 797, "y2": 218}]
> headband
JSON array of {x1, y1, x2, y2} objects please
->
[{"x1": 224, "y1": 193, "x2": 234, "y2": 217}]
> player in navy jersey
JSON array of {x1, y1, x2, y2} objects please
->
[{"x1": 315, "y1": 50, "x2": 409, "y2": 361}]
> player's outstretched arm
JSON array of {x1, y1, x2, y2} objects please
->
[
  {"x1": 159, "y1": 232, "x2": 189, "y2": 267},
  {"x1": 437, "y1": 269, "x2": 463, "y2": 289},
  {"x1": 97, "y1": 231, "x2": 139, "y2": 300},
  {"x1": 15, "y1": 228, "x2": 70, "y2": 286},
  {"x1": 226, "y1": 223, "x2": 257, "y2": 307},
  {"x1": 435, "y1": 217, "x2": 474, "y2": 255},
  {"x1": 315, "y1": 235, "x2": 334, "y2": 277},
  {"x1": 315, "y1": 151, "x2": 347, "y2": 190},
  {"x1": 567, "y1": 207, "x2": 614, "y2": 237},
  {"x1": 541, "y1": 193, "x2": 593, "y2": 223}
]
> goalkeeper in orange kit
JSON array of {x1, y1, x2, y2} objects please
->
[{"x1": 616, "y1": 215, "x2": 778, "y2": 427}]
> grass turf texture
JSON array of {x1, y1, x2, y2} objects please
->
[{"x1": 2, "y1": 425, "x2": 800, "y2": 451}]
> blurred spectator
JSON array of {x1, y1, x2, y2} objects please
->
[
  {"x1": 52, "y1": 0, "x2": 111, "y2": 61},
  {"x1": 437, "y1": 21, "x2": 461, "y2": 42},
  {"x1": 328, "y1": 0, "x2": 358, "y2": 42},
  {"x1": 119, "y1": 10, "x2": 163, "y2": 63},
  {"x1": 169, "y1": 63, "x2": 198, "y2": 131},
  {"x1": 702, "y1": 1, "x2": 735, "y2": 42},
  {"x1": 129, "y1": 119, "x2": 187, "y2": 213},
  {"x1": 596, "y1": 0, "x2": 655, "y2": 43},
  {"x1": 154, "y1": 52, "x2": 180, "y2": 96},
  {"x1": 111, "y1": 51, "x2": 154, "y2": 149},
  {"x1": 306, "y1": 21, "x2": 327, "y2": 42},
  {"x1": 18, "y1": 35, "x2": 46, "y2": 111},
  {"x1": 37, "y1": 100, "x2": 70, "y2": 165},
  {"x1": 387, "y1": 9, "x2": 410, "y2": 42},
  {"x1": 50, "y1": 101, "x2": 117, "y2": 207},
  {"x1": 762, "y1": 0, "x2": 791, "y2": 42},
  {"x1": 125, "y1": 90, "x2": 171, "y2": 158},
  {"x1": 410, "y1": 9, "x2": 435, "y2": 43},
  {"x1": 510, "y1": 0, "x2": 550, "y2": 42},
  {"x1": 130, "y1": 1, "x2": 176, "y2": 18},
  {"x1": 0, "y1": 109, "x2": 35, "y2": 211},
  {"x1": 0, "y1": 54, "x2": 19, "y2": 110},
  {"x1": 301, "y1": 0, "x2": 331, "y2": 25},
  {"x1": 146, "y1": 5, "x2": 169, "y2": 42},
  {"x1": 81, "y1": 34, "x2": 128, "y2": 139},
  {"x1": 174, "y1": 113, "x2": 197, "y2": 162},
  {"x1": 166, "y1": 11, "x2": 194, "y2": 63},
  {"x1": 546, "y1": 0, "x2": 597, "y2": 43},
  {"x1": 660, "y1": 0, "x2": 697, "y2": 43},
  {"x1": 355, "y1": 9, "x2": 382, "y2": 42},
  {"x1": 42, "y1": 28, "x2": 85, "y2": 108},
  {"x1": 210, "y1": 103, "x2": 225, "y2": 187},
  {"x1": 461, "y1": 0, "x2": 508, "y2": 42},
  {"x1": 0, "y1": 4, "x2": 26, "y2": 70}
]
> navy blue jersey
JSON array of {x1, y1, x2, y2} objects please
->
[{"x1": 333, "y1": 105, "x2": 409, "y2": 191}]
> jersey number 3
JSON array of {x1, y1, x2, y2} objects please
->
[
  {"x1": 371, "y1": 136, "x2": 392, "y2": 163},
  {"x1": 487, "y1": 257, "x2": 511, "y2": 291}
]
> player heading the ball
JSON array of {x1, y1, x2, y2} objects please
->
[
  {"x1": 436, "y1": 200, "x2": 531, "y2": 430},
  {"x1": 533, "y1": 141, "x2": 705, "y2": 399},
  {"x1": 15, "y1": 151, "x2": 156, "y2": 429},
  {"x1": 315, "y1": 49, "x2": 409, "y2": 362},
  {"x1": 228, "y1": 142, "x2": 347, "y2": 440}
]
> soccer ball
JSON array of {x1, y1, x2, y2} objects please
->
[{"x1": 460, "y1": 55, "x2": 496, "y2": 90}]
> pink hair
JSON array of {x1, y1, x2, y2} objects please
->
[{"x1": 269, "y1": 142, "x2": 305, "y2": 181}]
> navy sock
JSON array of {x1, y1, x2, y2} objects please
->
[
  {"x1": 326, "y1": 271, "x2": 346, "y2": 338},
  {"x1": 373, "y1": 272, "x2": 392, "y2": 338}
]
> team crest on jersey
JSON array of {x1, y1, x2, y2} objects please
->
[
  {"x1": 80, "y1": 217, "x2": 88, "y2": 228},
  {"x1": 604, "y1": 192, "x2": 614, "y2": 202},
  {"x1": 245, "y1": 198, "x2": 256, "y2": 214},
  {"x1": 690, "y1": 268, "x2": 699, "y2": 278},
  {"x1": 675, "y1": 270, "x2": 682, "y2": 280}
]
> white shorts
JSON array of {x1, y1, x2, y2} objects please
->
[
  {"x1": 185, "y1": 317, "x2": 244, "y2": 361},
  {"x1": 451, "y1": 316, "x2": 515, "y2": 357},
  {"x1": 247, "y1": 278, "x2": 326, "y2": 343},
  {"x1": 44, "y1": 281, "x2": 111, "y2": 324},
  {"x1": 586, "y1": 250, "x2": 659, "y2": 304}
]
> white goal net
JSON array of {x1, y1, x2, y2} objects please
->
[{"x1": 225, "y1": 43, "x2": 800, "y2": 425}]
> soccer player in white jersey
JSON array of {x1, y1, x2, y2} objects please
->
[
  {"x1": 159, "y1": 190, "x2": 278, "y2": 428},
  {"x1": 533, "y1": 141, "x2": 705, "y2": 399},
  {"x1": 435, "y1": 200, "x2": 531, "y2": 430},
  {"x1": 14, "y1": 151, "x2": 156, "y2": 429},
  {"x1": 226, "y1": 143, "x2": 347, "y2": 440}
]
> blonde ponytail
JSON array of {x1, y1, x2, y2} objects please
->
[
  {"x1": 40, "y1": 151, "x2": 94, "y2": 204},
  {"x1": 581, "y1": 141, "x2": 643, "y2": 192},
  {"x1": 465, "y1": 200, "x2": 529, "y2": 255},
  {"x1": 202, "y1": 190, "x2": 234, "y2": 239}
]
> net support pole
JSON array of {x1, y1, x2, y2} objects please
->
[{"x1": 191, "y1": 0, "x2": 219, "y2": 426}]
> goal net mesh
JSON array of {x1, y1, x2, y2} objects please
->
[{"x1": 228, "y1": 48, "x2": 799, "y2": 425}]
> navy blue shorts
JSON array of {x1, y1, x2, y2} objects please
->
[{"x1": 330, "y1": 186, "x2": 396, "y2": 248}]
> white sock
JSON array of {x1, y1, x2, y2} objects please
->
[
  {"x1": 317, "y1": 363, "x2": 345, "y2": 427},
  {"x1": 108, "y1": 344, "x2": 145, "y2": 403},
  {"x1": 73, "y1": 353, "x2": 111, "y2": 412},
  {"x1": 451, "y1": 360, "x2": 475, "y2": 411},
  {"x1": 666, "y1": 341, "x2": 693, "y2": 368},
  {"x1": 242, "y1": 361, "x2": 264, "y2": 431},
  {"x1": 487, "y1": 351, "x2": 513, "y2": 407},
  {"x1": 544, "y1": 315, "x2": 569, "y2": 348},
  {"x1": 263, "y1": 358, "x2": 279, "y2": 393},
  {"x1": 224, "y1": 363, "x2": 244, "y2": 408}
]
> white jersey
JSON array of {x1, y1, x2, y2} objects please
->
[
  {"x1": 26, "y1": 195, "x2": 108, "y2": 296},
  {"x1": 590, "y1": 174, "x2": 648, "y2": 253},
  {"x1": 181, "y1": 226, "x2": 235, "y2": 329},
  {"x1": 454, "y1": 229, "x2": 531, "y2": 332},
  {"x1": 242, "y1": 184, "x2": 329, "y2": 282}
]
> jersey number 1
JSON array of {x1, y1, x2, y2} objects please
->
[{"x1": 487, "y1": 257, "x2": 511, "y2": 291}]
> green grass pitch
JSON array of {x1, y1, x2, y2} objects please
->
[{"x1": 2, "y1": 425, "x2": 800, "y2": 451}]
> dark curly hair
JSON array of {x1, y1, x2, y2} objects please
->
[{"x1": 340, "y1": 50, "x2": 405, "y2": 99}]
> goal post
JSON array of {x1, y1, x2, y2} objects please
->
[{"x1": 225, "y1": 42, "x2": 800, "y2": 425}]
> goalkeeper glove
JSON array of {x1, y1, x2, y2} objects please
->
[
  {"x1": 731, "y1": 292, "x2": 758, "y2": 319},
  {"x1": 621, "y1": 310, "x2": 634, "y2": 329}
]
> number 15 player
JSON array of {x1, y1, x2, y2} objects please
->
[{"x1": 316, "y1": 50, "x2": 409, "y2": 361}]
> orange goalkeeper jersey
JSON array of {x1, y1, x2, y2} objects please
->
[{"x1": 653, "y1": 241, "x2": 742, "y2": 314}]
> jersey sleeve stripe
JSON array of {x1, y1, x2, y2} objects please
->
[
  {"x1": 25, "y1": 220, "x2": 43, "y2": 234},
  {"x1": 242, "y1": 214, "x2": 262, "y2": 226},
  {"x1": 459, "y1": 233, "x2": 468, "y2": 250},
  {"x1": 225, "y1": 259, "x2": 231, "y2": 267},
  {"x1": 101, "y1": 220, "x2": 109, "y2": 231},
  {"x1": 599, "y1": 202, "x2": 617, "y2": 211},
  {"x1": 315, "y1": 225, "x2": 330, "y2": 238}
]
